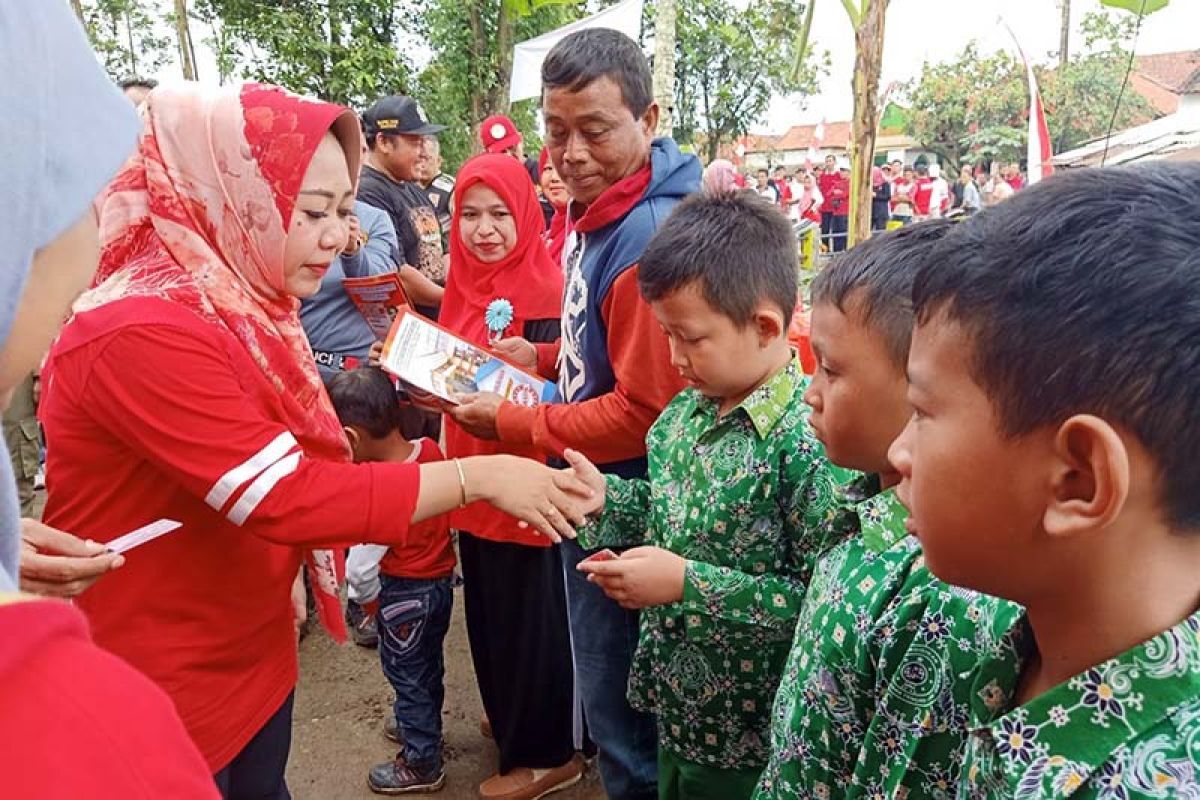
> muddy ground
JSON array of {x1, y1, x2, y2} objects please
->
[{"x1": 286, "y1": 588, "x2": 607, "y2": 800}]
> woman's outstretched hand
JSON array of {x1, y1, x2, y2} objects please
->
[
  {"x1": 466, "y1": 455, "x2": 594, "y2": 543},
  {"x1": 19, "y1": 518, "x2": 125, "y2": 598}
]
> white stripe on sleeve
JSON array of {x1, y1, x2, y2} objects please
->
[
  {"x1": 225, "y1": 451, "x2": 302, "y2": 526},
  {"x1": 204, "y1": 431, "x2": 299, "y2": 512}
]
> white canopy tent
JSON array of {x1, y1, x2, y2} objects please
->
[{"x1": 508, "y1": 0, "x2": 644, "y2": 105}]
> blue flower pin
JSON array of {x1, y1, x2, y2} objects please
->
[{"x1": 485, "y1": 298, "x2": 514, "y2": 342}]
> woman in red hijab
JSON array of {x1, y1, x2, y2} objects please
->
[
  {"x1": 439, "y1": 153, "x2": 582, "y2": 800},
  {"x1": 38, "y1": 85, "x2": 589, "y2": 799},
  {"x1": 537, "y1": 146, "x2": 571, "y2": 267}
]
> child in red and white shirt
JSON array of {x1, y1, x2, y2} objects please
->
[{"x1": 327, "y1": 367, "x2": 455, "y2": 795}]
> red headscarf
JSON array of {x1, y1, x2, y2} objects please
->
[
  {"x1": 440, "y1": 153, "x2": 563, "y2": 545},
  {"x1": 538, "y1": 147, "x2": 569, "y2": 267},
  {"x1": 75, "y1": 82, "x2": 362, "y2": 640}
]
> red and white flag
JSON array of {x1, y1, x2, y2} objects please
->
[
  {"x1": 806, "y1": 118, "x2": 826, "y2": 167},
  {"x1": 1006, "y1": 23, "x2": 1054, "y2": 184}
]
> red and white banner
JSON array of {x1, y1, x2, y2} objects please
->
[{"x1": 1005, "y1": 22, "x2": 1054, "y2": 184}]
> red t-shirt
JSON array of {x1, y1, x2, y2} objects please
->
[
  {"x1": 912, "y1": 177, "x2": 934, "y2": 216},
  {"x1": 380, "y1": 438, "x2": 454, "y2": 579},
  {"x1": 0, "y1": 596, "x2": 218, "y2": 799},
  {"x1": 40, "y1": 298, "x2": 422, "y2": 772}
]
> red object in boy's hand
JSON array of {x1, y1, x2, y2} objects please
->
[{"x1": 580, "y1": 548, "x2": 619, "y2": 564}]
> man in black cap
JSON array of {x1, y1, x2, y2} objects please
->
[{"x1": 359, "y1": 94, "x2": 447, "y2": 319}]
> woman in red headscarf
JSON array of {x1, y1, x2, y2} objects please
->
[
  {"x1": 439, "y1": 153, "x2": 582, "y2": 800},
  {"x1": 38, "y1": 84, "x2": 589, "y2": 798},
  {"x1": 537, "y1": 147, "x2": 571, "y2": 267}
]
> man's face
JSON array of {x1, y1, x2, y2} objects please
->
[
  {"x1": 824, "y1": 156, "x2": 836, "y2": 171},
  {"x1": 373, "y1": 132, "x2": 425, "y2": 182},
  {"x1": 889, "y1": 314, "x2": 1048, "y2": 600},
  {"x1": 903, "y1": 168, "x2": 914, "y2": 181},
  {"x1": 123, "y1": 85, "x2": 151, "y2": 108},
  {"x1": 756, "y1": 171, "x2": 769, "y2": 188},
  {"x1": 543, "y1": 76, "x2": 657, "y2": 206},
  {"x1": 891, "y1": 160, "x2": 903, "y2": 174},
  {"x1": 774, "y1": 168, "x2": 787, "y2": 182}
]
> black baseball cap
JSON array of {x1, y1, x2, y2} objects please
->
[{"x1": 362, "y1": 95, "x2": 446, "y2": 138}]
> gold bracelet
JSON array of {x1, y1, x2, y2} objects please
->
[{"x1": 454, "y1": 458, "x2": 468, "y2": 508}]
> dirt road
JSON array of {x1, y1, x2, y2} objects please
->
[{"x1": 286, "y1": 588, "x2": 607, "y2": 800}]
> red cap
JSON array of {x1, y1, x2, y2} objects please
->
[{"x1": 480, "y1": 115, "x2": 522, "y2": 154}]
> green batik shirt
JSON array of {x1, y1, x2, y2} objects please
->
[
  {"x1": 577, "y1": 358, "x2": 852, "y2": 769},
  {"x1": 755, "y1": 476, "x2": 1024, "y2": 800},
  {"x1": 960, "y1": 606, "x2": 1200, "y2": 799}
]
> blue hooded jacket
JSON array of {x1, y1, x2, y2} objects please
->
[{"x1": 556, "y1": 138, "x2": 701, "y2": 478}]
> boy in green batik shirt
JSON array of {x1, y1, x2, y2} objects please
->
[
  {"x1": 891, "y1": 164, "x2": 1200, "y2": 798},
  {"x1": 754, "y1": 223, "x2": 1023, "y2": 800},
  {"x1": 563, "y1": 192, "x2": 852, "y2": 800}
]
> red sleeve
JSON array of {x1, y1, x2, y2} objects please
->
[
  {"x1": 1, "y1": 600, "x2": 219, "y2": 800},
  {"x1": 80, "y1": 325, "x2": 420, "y2": 548},
  {"x1": 534, "y1": 339, "x2": 561, "y2": 380},
  {"x1": 495, "y1": 266, "x2": 686, "y2": 463}
]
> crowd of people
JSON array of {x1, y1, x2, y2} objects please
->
[
  {"x1": 703, "y1": 154, "x2": 1027, "y2": 255},
  {"x1": 4, "y1": 4, "x2": 1200, "y2": 800}
]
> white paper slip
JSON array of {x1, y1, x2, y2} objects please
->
[{"x1": 105, "y1": 519, "x2": 184, "y2": 554}]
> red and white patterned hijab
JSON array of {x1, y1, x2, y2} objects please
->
[{"x1": 78, "y1": 82, "x2": 363, "y2": 640}]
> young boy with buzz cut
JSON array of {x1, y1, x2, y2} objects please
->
[
  {"x1": 892, "y1": 162, "x2": 1200, "y2": 798},
  {"x1": 327, "y1": 366, "x2": 455, "y2": 795},
  {"x1": 754, "y1": 221, "x2": 1024, "y2": 800},
  {"x1": 564, "y1": 191, "x2": 853, "y2": 800}
]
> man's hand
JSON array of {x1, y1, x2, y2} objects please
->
[
  {"x1": 342, "y1": 214, "x2": 363, "y2": 256},
  {"x1": 449, "y1": 392, "x2": 504, "y2": 440},
  {"x1": 492, "y1": 337, "x2": 537, "y2": 370},
  {"x1": 19, "y1": 518, "x2": 125, "y2": 598},
  {"x1": 563, "y1": 448, "x2": 606, "y2": 518},
  {"x1": 576, "y1": 546, "x2": 686, "y2": 609}
]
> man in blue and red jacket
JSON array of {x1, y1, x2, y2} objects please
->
[{"x1": 451, "y1": 27, "x2": 701, "y2": 800}]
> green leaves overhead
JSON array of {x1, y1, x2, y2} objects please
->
[{"x1": 1099, "y1": 0, "x2": 1169, "y2": 16}]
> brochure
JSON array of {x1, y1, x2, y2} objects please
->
[
  {"x1": 380, "y1": 310, "x2": 556, "y2": 407},
  {"x1": 342, "y1": 271, "x2": 411, "y2": 340}
]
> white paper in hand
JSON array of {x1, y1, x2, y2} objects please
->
[{"x1": 105, "y1": 519, "x2": 183, "y2": 554}]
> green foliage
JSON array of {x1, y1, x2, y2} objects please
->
[
  {"x1": 417, "y1": 0, "x2": 583, "y2": 172},
  {"x1": 192, "y1": 0, "x2": 415, "y2": 108},
  {"x1": 673, "y1": 0, "x2": 822, "y2": 161},
  {"x1": 1100, "y1": 0, "x2": 1169, "y2": 15},
  {"x1": 76, "y1": 0, "x2": 173, "y2": 81},
  {"x1": 904, "y1": 10, "x2": 1154, "y2": 170}
]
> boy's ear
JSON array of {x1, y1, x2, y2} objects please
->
[
  {"x1": 753, "y1": 303, "x2": 787, "y2": 346},
  {"x1": 1043, "y1": 414, "x2": 1130, "y2": 540},
  {"x1": 342, "y1": 425, "x2": 361, "y2": 457}
]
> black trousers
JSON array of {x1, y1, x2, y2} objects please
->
[
  {"x1": 214, "y1": 692, "x2": 294, "y2": 800},
  {"x1": 459, "y1": 532, "x2": 576, "y2": 775}
]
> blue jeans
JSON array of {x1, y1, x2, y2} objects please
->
[
  {"x1": 378, "y1": 574, "x2": 453, "y2": 774},
  {"x1": 561, "y1": 539, "x2": 658, "y2": 800}
]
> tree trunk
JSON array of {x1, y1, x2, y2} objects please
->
[
  {"x1": 652, "y1": 0, "x2": 678, "y2": 137},
  {"x1": 123, "y1": 9, "x2": 139, "y2": 77},
  {"x1": 69, "y1": 0, "x2": 85, "y2": 26},
  {"x1": 848, "y1": 0, "x2": 886, "y2": 247},
  {"x1": 467, "y1": 0, "x2": 486, "y2": 146},
  {"x1": 1058, "y1": 0, "x2": 1070, "y2": 67},
  {"x1": 492, "y1": 0, "x2": 514, "y2": 114},
  {"x1": 174, "y1": 0, "x2": 198, "y2": 80}
]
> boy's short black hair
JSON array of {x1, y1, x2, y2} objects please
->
[
  {"x1": 811, "y1": 220, "x2": 952, "y2": 368},
  {"x1": 541, "y1": 29, "x2": 652, "y2": 119},
  {"x1": 914, "y1": 163, "x2": 1200, "y2": 528},
  {"x1": 326, "y1": 367, "x2": 403, "y2": 440},
  {"x1": 638, "y1": 192, "x2": 797, "y2": 325}
]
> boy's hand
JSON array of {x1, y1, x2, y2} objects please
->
[
  {"x1": 368, "y1": 339, "x2": 384, "y2": 368},
  {"x1": 576, "y1": 546, "x2": 686, "y2": 609},
  {"x1": 563, "y1": 448, "x2": 605, "y2": 517},
  {"x1": 449, "y1": 392, "x2": 504, "y2": 440}
]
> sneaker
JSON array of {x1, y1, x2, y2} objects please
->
[
  {"x1": 478, "y1": 754, "x2": 584, "y2": 800},
  {"x1": 346, "y1": 599, "x2": 379, "y2": 649},
  {"x1": 368, "y1": 756, "x2": 445, "y2": 795}
]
